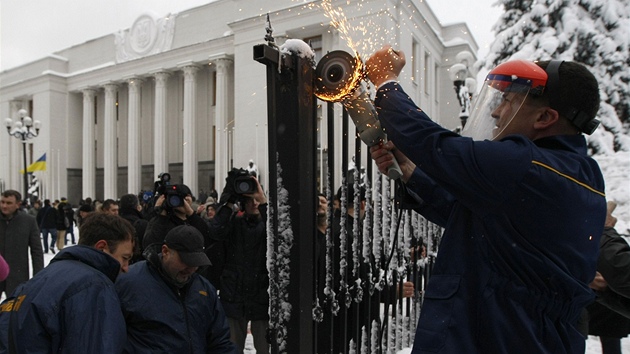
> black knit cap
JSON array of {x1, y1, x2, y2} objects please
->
[{"x1": 163, "y1": 225, "x2": 211, "y2": 267}]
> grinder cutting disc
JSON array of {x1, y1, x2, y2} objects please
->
[{"x1": 314, "y1": 50, "x2": 363, "y2": 102}]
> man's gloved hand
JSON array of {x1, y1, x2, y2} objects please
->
[{"x1": 219, "y1": 168, "x2": 240, "y2": 204}]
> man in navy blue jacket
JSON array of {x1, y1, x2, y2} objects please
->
[
  {"x1": 0, "y1": 212, "x2": 135, "y2": 353},
  {"x1": 116, "y1": 225, "x2": 236, "y2": 353},
  {"x1": 367, "y1": 46, "x2": 606, "y2": 353}
]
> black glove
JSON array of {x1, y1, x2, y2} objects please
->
[{"x1": 219, "y1": 168, "x2": 240, "y2": 204}]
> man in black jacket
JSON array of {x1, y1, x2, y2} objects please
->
[
  {"x1": 119, "y1": 193, "x2": 147, "y2": 263},
  {"x1": 209, "y1": 169, "x2": 269, "y2": 354},
  {"x1": 143, "y1": 184, "x2": 219, "y2": 285},
  {"x1": 36, "y1": 199, "x2": 58, "y2": 254},
  {"x1": 587, "y1": 201, "x2": 630, "y2": 353},
  {"x1": 143, "y1": 184, "x2": 209, "y2": 250}
]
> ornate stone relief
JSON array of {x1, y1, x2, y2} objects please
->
[{"x1": 115, "y1": 12, "x2": 176, "y2": 63}]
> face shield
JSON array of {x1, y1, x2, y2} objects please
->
[{"x1": 461, "y1": 60, "x2": 548, "y2": 141}]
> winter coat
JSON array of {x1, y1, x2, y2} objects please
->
[
  {"x1": 36, "y1": 205, "x2": 58, "y2": 229},
  {"x1": 587, "y1": 226, "x2": 630, "y2": 337},
  {"x1": 208, "y1": 203, "x2": 269, "y2": 321},
  {"x1": 375, "y1": 82, "x2": 606, "y2": 354},
  {"x1": 143, "y1": 212, "x2": 210, "y2": 250},
  {"x1": 0, "y1": 245, "x2": 126, "y2": 354},
  {"x1": 55, "y1": 204, "x2": 67, "y2": 231},
  {"x1": 0, "y1": 210, "x2": 44, "y2": 295},
  {"x1": 115, "y1": 252, "x2": 236, "y2": 354},
  {"x1": 120, "y1": 207, "x2": 148, "y2": 263},
  {"x1": 64, "y1": 206, "x2": 75, "y2": 229}
]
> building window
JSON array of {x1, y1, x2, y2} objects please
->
[
  {"x1": 212, "y1": 71, "x2": 217, "y2": 107},
  {"x1": 303, "y1": 35, "x2": 322, "y2": 62},
  {"x1": 411, "y1": 40, "x2": 418, "y2": 84},
  {"x1": 434, "y1": 62, "x2": 440, "y2": 103},
  {"x1": 424, "y1": 52, "x2": 430, "y2": 95}
]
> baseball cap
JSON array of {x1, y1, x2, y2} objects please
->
[{"x1": 163, "y1": 225, "x2": 211, "y2": 267}]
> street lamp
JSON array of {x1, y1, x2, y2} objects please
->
[
  {"x1": 449, "y1": 51, "x2": 477, "y2": 130},
  {"x1": 5, "y1": 108, "x2": 41, "y2": 204}
]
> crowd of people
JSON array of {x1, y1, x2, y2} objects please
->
[
  {"x1": 0, "y1": 46, "x2": 627, "y2": 354},
  {"x1": 0, "y1": 166, "x2": 271, "y2": 353}
]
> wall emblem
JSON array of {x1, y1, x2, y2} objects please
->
[{"x1": 115, "y1": 12, "x2": 176, "y2": 63}]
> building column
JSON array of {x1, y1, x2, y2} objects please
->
[
  {"x1": 181, "y1": 64, "x2": 200, "y2": 194},
  {"x1": 127, "y1": 78, "x2": 143, "y2": 194},
  {"x1": 103, "y1": 83, "x2": 119, "y2": 199},
  {"x1": 213, "y1": 58, "x2": 232, "y2": 192},
  {"x1": 82, "y1": 89, "x2": 97, "y2": 199},
  {"x1": 153, "y1": 71, "x2": 170, "y2": 176}
]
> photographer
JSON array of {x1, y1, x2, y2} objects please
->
[
  {"x1": 208, "y1": 168, "x2": 269, "y2": 354},
  {"x1": 142, "y1": 184, "x2": 219, "y2": 283}
]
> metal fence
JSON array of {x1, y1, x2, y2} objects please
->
[{"x1": 255, "y1": 42, "x2": 442, "y2": 354}]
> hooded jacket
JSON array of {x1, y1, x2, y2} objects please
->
[
  {"x1": 0, "y1": 245, "x2": 125, "y2": 354},
  {"x1": 375, "y1": 82, "x2": 606, "y2": 354},
  {"x1": 115, "y1": 249, "x2": 236, "y2": 354}
]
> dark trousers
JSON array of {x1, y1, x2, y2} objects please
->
[
  {"x1": 66, "y1": 225, "x2": 75, "y2": 244},
  {"x1": 600, "y1": 337, "x2": 622, "y2": 354},
  {"x1": 40, "y1": 228, "x2": 57, "y2": 253}
]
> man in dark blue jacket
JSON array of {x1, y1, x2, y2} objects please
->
[
  {"x1": 367, "y1": 46, "x2": 606, "y2": 353},
  {"x1": 116, "y1": 225, "x2": 236, "y2": 353},
  {"x1": 0, "y1": 212, "x2": 135, "y2": 353}
]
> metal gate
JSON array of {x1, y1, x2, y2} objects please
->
[{"x1": 255, "y1": 37, "x2": 442, "y2": 354}]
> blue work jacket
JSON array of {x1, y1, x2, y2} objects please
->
[
  {"x1": 115, "y1": 255, "x2": 236, "y2": 354},
  {"x1": 375, "y1": 82, "x2": 606, "y2": 354},
  {"x1": 0, "y1": 245, "x2": 126, "y2": 354}
]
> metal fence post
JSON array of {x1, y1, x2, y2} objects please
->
[{"x1": 254, "y1": 43, "x2": 317, "y2": 354}]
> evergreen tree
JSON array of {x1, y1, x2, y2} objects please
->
[{"x1": 478, "y1": 0, "x2": 630, "y2": 154}]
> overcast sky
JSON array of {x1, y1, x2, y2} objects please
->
[{"x1": 0, "y1": 0, "x2": 501, "y2": 72}]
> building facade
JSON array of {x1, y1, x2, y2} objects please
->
[{"x1": 0, "y1": 0, "x2": 478, "y2": 204}]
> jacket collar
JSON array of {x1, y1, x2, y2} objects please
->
[
  {"x1": 51, "y1": 245, "x2": 121, "y2": 282},
  {"x1": 533, "y1": 134, "x2": 587, "y2": 155}
]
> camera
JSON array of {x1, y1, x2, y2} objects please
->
[
  {"x1": 151, "y1": 172, "x2": 190, "y2": 211},
  {"x1": 314, "y1": 50, "x2": 402, "y2": 179},
  {"x1": 232, "y1": 168, "x2": 257, "y2": 195},
  {"x1": 163, "y1": 184, "x2": 188, "y2": 209},
  {"x1": 153, "y1": 172, "x2": 172, "y2": 196}
]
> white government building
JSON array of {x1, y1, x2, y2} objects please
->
[{"x1": 0, "y1": 0, "x2": 478, "y2": 204}]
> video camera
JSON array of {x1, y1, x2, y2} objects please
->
[
  {"x1": 163, "y1": 185, "x2": 188, "y2": 209},
  {"x1": 153, "y1": 172, "x2": 188, "y2": 210},
  {"x1": 232, "y1": 168, "x2": 257, "y2": 195}
]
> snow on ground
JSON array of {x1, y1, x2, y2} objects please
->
[{"x1": 242, "y1": 335, "x2": 630, "y2": 353}]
